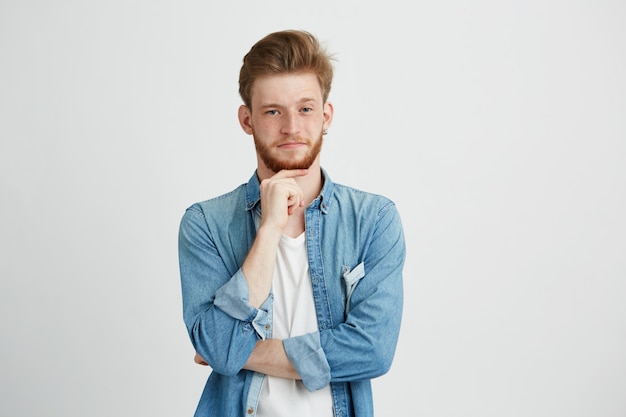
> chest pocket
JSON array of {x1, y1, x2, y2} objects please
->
[{"x1": 342, "y1": 262, "x2": 365, "y2": 314}]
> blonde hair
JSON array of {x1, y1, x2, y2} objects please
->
[{"x1": 238, "y1": 30, "x2": 334, "y2": 109}]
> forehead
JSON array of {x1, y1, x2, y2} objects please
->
[{"x1": 250, "y1": 71, "x2": 323, "y2": 106}]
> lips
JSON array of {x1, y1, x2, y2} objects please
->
[
  {"x1": 276, "y1": 138, "x2": 309, "y2": 148},
  {"x1": 278, "y1": 141, "x2": 306, "y2": 148}
]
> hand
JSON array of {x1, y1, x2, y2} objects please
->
[
  {"x1": 259, "y1": 169, "x2": 308, "y2": 231},
  {"x1": 243, "y1": 169, "x2": 309, "y2": 308},
  {"x1": 194, "y1": 352, "x2": 208, "y2": 366}
]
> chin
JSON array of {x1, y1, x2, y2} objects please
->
[{"x1": 263, "y1": 153, "x2": 319, "y2": 173}]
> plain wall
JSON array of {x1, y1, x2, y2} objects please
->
[{"x1": 1, "y1": 1, "x2": 625, "y2": 416}]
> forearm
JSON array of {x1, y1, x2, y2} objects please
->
[
  {"x1": 243, "y1": 170, "x2": 308, "y2": 308},
  {"x1": 243, "y1": 339, "x2": 301, "y2": 380},
  {"x1": 242, "y1": 225, "x2": 282, "y2": 308}
]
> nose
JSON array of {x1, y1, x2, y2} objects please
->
[{"x1": 280, "y1": 111, "x2": 300, "y2": 135}]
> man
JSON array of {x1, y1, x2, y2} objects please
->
[{"x1": 178, "y1": 29, "x2": 405, "y2": 417}]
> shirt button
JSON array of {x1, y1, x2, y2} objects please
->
[
  {"x1": 247, "y1": 407, "x2": 254, "y2": 414},
  {"x1": 265, "y1": 324, "x2": 270, "y2": 330}
]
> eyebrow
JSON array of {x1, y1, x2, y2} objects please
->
[{"x1": 259, "y1": 98, "x2": 318, "y2": 109}]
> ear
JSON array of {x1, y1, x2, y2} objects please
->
[
  {"x1": 323, "y1": 101, "x2": 334, "y2": 131},
  {"x1": 238, "y1": 105, "x2": 254, "y2": 135}
]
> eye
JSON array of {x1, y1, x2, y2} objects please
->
[
  {"x1": 265, "y1": 109, "x2": 279, "y2": 115},
  {"x1": 301, "y1": 107, "x2": 313, "y2": 113}
]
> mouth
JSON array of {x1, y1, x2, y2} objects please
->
[{"x1": 277, "y1": 139, "x2": 308, "y2": 149}]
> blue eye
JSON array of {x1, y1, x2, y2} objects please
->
[
  {"x1": 266, "y1": 110, "x2": 278, "y2": 115},
  {"x1": 302, "y1": 107, "x2": 313, "y2": 113}
]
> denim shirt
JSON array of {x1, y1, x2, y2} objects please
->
[{"x1": 178, "y1": 169, "x2": 405, "y2": 417}]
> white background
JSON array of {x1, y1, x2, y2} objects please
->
[{"x1": 1, "y1": 1, "x2": 625, "y2": 416}]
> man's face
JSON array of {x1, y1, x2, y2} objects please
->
[{"x1": 238, "y1": 71, "x2": 333, "y2": 174}]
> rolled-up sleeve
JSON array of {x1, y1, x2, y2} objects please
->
[
  {"x1": 283, "y1": 332, "x2": 331, "y2": 391},
  {"x1": 214, "y1": 270, "x2": 272, "y2": 340}
]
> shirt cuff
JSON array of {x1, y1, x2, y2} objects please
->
[
  {"x1": 283, "y1": 332, "x2": 331, "y2": 391},
  {"x1": 213, "y1": 270, "x2": 272, "y2": 340}
]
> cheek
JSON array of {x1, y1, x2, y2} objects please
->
[{"x1": 250, "y1": 117, "x2": 274, "y2": 133}]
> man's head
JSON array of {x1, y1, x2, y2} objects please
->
[
  {"x1": 237, "y1": 30, "x2": 335, "y2": 176},
  {"x1": 238, "y1": 30, "x2": 334, "y2": 110}
]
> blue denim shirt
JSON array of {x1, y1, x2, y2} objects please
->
[{"x1": 178, "y1": 169, "x2": 405, "y2": 417}]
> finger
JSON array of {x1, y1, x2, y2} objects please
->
[
  {"x1": 286, "y1": 188, "x2": 304, "y2": 207},
  {"x1": 287, "y1": 198, "x2": 300, "y2": 215}
]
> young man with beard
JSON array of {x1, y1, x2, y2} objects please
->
[{"x1": 178, "y1": 30, "x2": 405, "y2": 417}]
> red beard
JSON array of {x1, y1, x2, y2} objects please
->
[{"x1": 254, "y1": 132, "x2": 323, "y2": 173}]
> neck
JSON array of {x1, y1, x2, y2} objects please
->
[{"x1": 298, "y1": 165, "x2": 323, "y2": 207}]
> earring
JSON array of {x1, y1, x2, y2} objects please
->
[{"x1": 323, "y1": 129, "x2": 328, "y2": 135}]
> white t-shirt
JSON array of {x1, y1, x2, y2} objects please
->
[{"x1": 256, "y1": 233, "x2": 333, "y2": 417}]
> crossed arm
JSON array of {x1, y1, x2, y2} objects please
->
[{"x1": 195, "y1": 339, "x2": 300, "y2": 380}]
